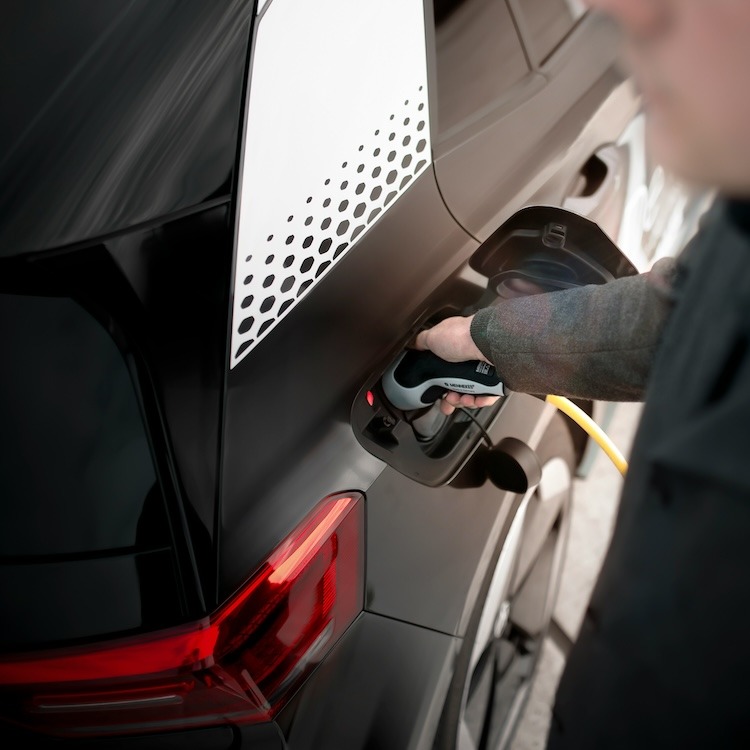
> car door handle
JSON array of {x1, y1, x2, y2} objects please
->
[{"x1": 563, "y1": 145, "x2": 625, "y2": 218}]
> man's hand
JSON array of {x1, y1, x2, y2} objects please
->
[{"x1": 412, "y1": 315, "x2": 501, "y2": 416}]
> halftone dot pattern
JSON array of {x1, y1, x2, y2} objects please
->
[{"x1": 233, "y1": 88, "x2": 430, "y2": 361}]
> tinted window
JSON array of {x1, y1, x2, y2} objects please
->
[
  {"x1": 0, "y1": 293, "x2": 183, "y2": 648},
  {"x1": 514, "y1": 0, "x2": 587, "y2": 63},
  {"x1": 0, "y1": 294, "x2": 159, "y2": 557},
  {"x1": 434, "y1": 0, "x2": 529, "y2": 137}
]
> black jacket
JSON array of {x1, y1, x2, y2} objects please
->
[{"x1": 472, "y1": 198, "x2": 750, "y2": 748}]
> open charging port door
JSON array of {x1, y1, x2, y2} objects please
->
[{"x1": 351, "y1": 206, "x2": 638, "y2": 487}]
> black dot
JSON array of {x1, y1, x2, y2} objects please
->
[
  {"x1": 297, "y1": 279, "x2": 313, "y2": 297},
  {"x1": 305, "y1": 216, "x2": 313, "y2": 226},
  {"x1": 243, "y1": 274, "x2": 253, "y2": 285},
  {"x1": 336, "y1": 220, "x2": 350, "y2": 236},
  {"x1": 281, "y1": 276, "x2": 295, "y2": 293},
  {"x1": 386, "y1": 170, "x2": 398, "y2": 185},
  {"x1": 306, "y1": 196, "x2": 313, "y2": 203},
  {"x1": 321, "y1": 217, "x2": 331, "y2": 230},
  {"x1": 236, "y1": 340, "x2": 254, "y2": 358},
  {"x1": 266, "y1": 255, "x2": 274, "y2": 264},
  {"x1": 355, "y1": 183, "x2": 365, "y2": 195},
  {"x1": 354, "y1": 202, "x2": 366, "y2": 218},
  {"x1": 315, "y1": 260, "x2": 331, "y2": 278},
  {"x1": 384, "y1": 190, "x2": 398, "y2": 206},
  {"x1": 263, "y1": 274, "x2": 274, "y2": 288},
  {"x1": 403, "y1": 135, "x2": 411, "y2": 146},
  {"x1": 339, "y1": 199, "x2": 349, "y2": 212},
  {"x1": 286, "y1": 235, "x2": 294, "y2": 245},
  {"x1": 404, "y1": 117, "x2": 410, "y2": 126},
  {"x1": 402, "y1": 154, "x2": 413, "y2": 168},
  {"x1": 388, "y1": 150, "x2": 397, "y2": 162},
  {"x1": 404, "y1": 99, "x2": 409, "y2": 106},
  {"x1": 370, "y1": 186, "x2": 382, "y2": 200},
  {"x1": 267, "y1": 235, "x2": 273, "y2": 241},
  {"x1": 416, "y1": 139, "x2": 426, "y2": 153},
  {"x1": 415, "y1": 159, "x2": 427, "y2": 172},
  {"x1": 260, "y1": 296, "x2": 275, "y2": 313},
  {"x1": 340, "y1": 180, "x2": 348, "y2": 190},
  {"x1": 258, "y1": 319, "x2": 274, "y2": 336},
  {"x1": 319, "y1": 238, "x2": 332, "y2": 254},
  {"x1": 357, "y1": 164, "x2": 365, "y2": 173},
  {"x1": 342, "y1": 161, "x2": 347, "y2": 168},
  {"x1": 418, "y1": 103, "x2": 424, "y2": 111},
  {"x1": 241, "y1": 295, "x2": 254, "y2": 309},
  {"x1": 303, "y1": 235, "x2": 313, "y2": 248},
  {"x1": 375, "y1": 129, "x2": 380, "y2": 135},
  {"x1": 368, "y1": 207, "x2": 381, "y2": 223},
  {"x1": 389, "y1": 132, "x2": 396, "y2": 141},
  {"x1": 325, "y1": 178, "x2": 331, "y2": 185},
  {"x1": 419, "y1": 85, "x2": 423, "y2": 91},
  {"x1": 323, "y1": 198, "x2": 331, "y2": 207},
  {"x1": 351, "y1": 225, "x2": 365, "y2": 241},
  {"x1": 389, "y1": 114, "x2": 394, "y2": 120},
  {"x1": 283, "y1": 255, "x2": 294, "y2": 268},
  {"x1": 417, "y1": 121, "x2": 425, "y2": 131},
  {"x1": 358, "y1": 144, "x2": 364, "y2": 151},
  {"x1": 238, "y1": 316, "x2": 254, "y2": 334},
  {"x1": 245, "y1": 255, "x2": 252, "y2": 262},
  {"x1": 373, "y1": 148, "x2": 381, "y2": 156},
  {"x1": 400, "y1": 174, "x2": 412, "y2": 189},
  {"x1": 279, "y1": 299, "x2": 293, "y2": 315},
  {"x1": 334, "y1": 242, "x2": 348, "y2": 258},
  {"x1": 372, "y1": 166, "x2": 382, "y2": 178},
  {"x1": 300, "y1": 257, "x2": 314, "y2": 273},
  {"x1": 287, "y1": 215, "x2": 293, "y2": 222}
]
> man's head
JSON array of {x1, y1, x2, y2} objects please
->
[{"x1": 587, "y1": 0, "x2": 750, "y2": 195}]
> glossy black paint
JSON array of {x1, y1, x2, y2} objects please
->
[{"x1": 0, "y1": 0, "x2": 253, "y2": 257}]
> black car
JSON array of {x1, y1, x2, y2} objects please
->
[{"x1": 0, "y1": 2, "x2": 698, "y2": 748}]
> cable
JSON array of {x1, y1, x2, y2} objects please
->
[
  {"x1": 457, "y1": 406, "x2": 494, "y2": 449},
  {"x1": 545, "y1": 394, "x2": 628, "y2": 477}
]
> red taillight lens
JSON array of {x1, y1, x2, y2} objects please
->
[{"x1": 0, "y1": 492, "x2": 364, "y2": 737}]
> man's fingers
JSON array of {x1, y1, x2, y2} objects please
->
[
  {"x1": 441, "y1": 392, "x2": 501, "y2": 411},
  {"x1": 412, "y1": 330, "x2": 428, "y2": 350},
  {"x1": 440, "y1": 398, "x2": 456, "y2": 416}
]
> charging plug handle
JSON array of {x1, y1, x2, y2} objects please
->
[{"x1": 382, "y1": 349, "x2": 505, "y2": 412}]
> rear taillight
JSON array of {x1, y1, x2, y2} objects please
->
[{"x1": 0, "y1": 492, "x2": 364, "y2": 737}]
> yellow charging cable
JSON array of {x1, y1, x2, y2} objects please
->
[{"x1": 545, "y1": 394, "x2": 628, "y2": 477}]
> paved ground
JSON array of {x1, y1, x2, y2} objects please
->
[{"x1": 511, "y1": 400, "x2": 644, "y2": 749}]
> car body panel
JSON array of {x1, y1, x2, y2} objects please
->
[
  {"x1": 220, "y1": 166, "x2": 479, "y2": 599},
  {"x1": 365, "y1": 393, "x2": 555, "y2": 637},
  {"x1": 0, "y1": 0, "x2": 252, "y2": 257},
  {"x1": 433, "y1": 9, "x2": 639, "y2": 246},
  {"x1": 276, "y1": 611, "x2": 458, "y2": 750}
]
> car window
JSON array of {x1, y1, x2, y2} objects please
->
[
  {"x1": 0, "y1": 293, "x2": 164, "y2": 557},
  {"x1": 512, "y1": 0, "x2": 587, "y2": 64},
  {"x1": 0, "y1": 292, "x2": 186, "y2": 648},
  {"x1": 434, "y1": 0, "x2": 530, "y2": 137}
]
